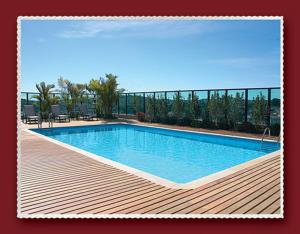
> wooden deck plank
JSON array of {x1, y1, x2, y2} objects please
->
[
  {"x1": 271, "y1": 207, "x2": 281, "y2": 214},
  {"x1": 111, "y1": 189, "x2": 192, "y2": 214},
  {"x1": 227, "y1": 186, "x2": 280, "y2": 214},
  {"x1": 103, "y1": 165, "x2": 279, "y2": 215},
  {"x1": 24, "y1": 183, "x2": 160, "y2": 214},
  {"x1": 171, "y1": 170, "x2": 279, "y2": 214},
  {"x1": 219, "y1": 182, "x2": 280, "y2": 214},
  {"x1": 59, "y1": 187, "x2": 170, "y2": 214},
  {"x1": 191, "y1": 173, "x2": 280, "y2": 214},
  {"x1": 22, "y1": 178, "x2": 153, "y2": 208},
  {"x1": 20, "y1": 127, "x2": 282, "y2": 215},
  {"x1": 124, "y1": 161, "x2": 280, "y2": 214},
  {"x1": 21, "y1": 163, "x2": 120, "y2": 176},
  {"x1": 21, "y1": 170, "x2": 130, "y2": 189},
  {"x1": 21, "y1": 170, "x2": 131, "y2": 191},
  {"x1": 206, "y1": 179, "x2": 280, "y2": 214},
  {"x1": 157, "y1": 165, "x2": 280, "y2": 214},
  {"x1": 246, "y1": 190, "x2": 280, "y2": 214},
  {"x1": 21, "y1": 174, "x2": 140, "y2": 199},
  {"x1": 144, "y1": 160, "x2": 280, "y2": 214},
  {"x1": 21, "y1": 176, "x2": 145, "y2": 204}
]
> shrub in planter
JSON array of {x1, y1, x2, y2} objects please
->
[
  {"x1": 201, "y1": 119, "x2": 216, "y2": 129},
  {"x1": 166, "y1": 113, "x2": 177, "y2": 125},
  {"x1": 217, "y1": 119, "x2": 230, "y2": 130},
  {"x1": 254, "y1": 124, "x2": 265, "y2": 134},
  {"x1": 153, "y1": 115, "x2": 163, "y2": 123},
  {"x1": 191, "y1": 119, "x2": 202, "y2": 128},
  {"x1": 237, "y1": 122, "x2": 256, "y2": 133},
  {"x1": 165, "y1": 116, "x2": 175, "y2": 125},
  {"x1": 137, "y1": 112, "x2": 145, "y2": 122},
  {"x1": 227, "y1": 120, "x2": 236, "y2": 130},
  {"x1": 270, "y1": 123, "x2": 280, "y2": 136},
  {"x1": 156, "y1": 116, "x2": 168, "y2": 124},
  {"x1": 177, "y1": 116, "x2": 192, "y2": 126}
]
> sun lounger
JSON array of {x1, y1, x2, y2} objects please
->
[
  {"x1": 50, "y1": 105, "x2": 70, "y2": 122},
  {"x1": 23, "y1": 105, "x2": 40, "y2": 124},
  {"x1": 79, "y1": 103, "x2": 98, "y2": 121}
]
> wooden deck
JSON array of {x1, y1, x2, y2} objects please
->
[{"x1": 19, "y1": 129, "x2": 282, "y2": 216}]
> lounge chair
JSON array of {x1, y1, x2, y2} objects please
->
[
  {"x1": 50, "y1": 105, "x2": 70, "y2": 122},
  {"x1": 23, "y1": 105, "x2": 40, "y2": 124},
  {"x1": 79, "y1": 104, "x2": 98, "y2": 121}
]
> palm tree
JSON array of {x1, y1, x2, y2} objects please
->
[
  {"x1": 88, "y1": 74, "x2": 121, "y2": 119},
  {"x1": 101, "y1": 74, "x2": 120, "y2": 118},
  {"x1": 34, "y1": 82, "x2": 59, "y2": 119},
  {"x1": 87, "y1": 78, "x2": 103, "y2": 116},
  {"x1": 57, "y1": 77, "x2": 86, "y2": 117}
]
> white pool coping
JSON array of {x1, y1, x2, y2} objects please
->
[{"x1": 24, "y1": 122, "x2": 281, "y2": 189}]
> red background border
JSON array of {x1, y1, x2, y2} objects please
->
[{"x1": 1, "y1": 0, "x2": 299, "y2": 233}]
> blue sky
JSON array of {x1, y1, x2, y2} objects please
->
[{"x1": 20, "y1": 19, "x2": 281, "y2": 92}]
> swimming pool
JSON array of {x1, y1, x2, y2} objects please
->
[{"x1": 31, "y1": 124, "x2": 280, "y2": 185}]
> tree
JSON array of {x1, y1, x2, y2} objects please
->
[
  {"x1": 57, "y1": 77, "x2": 86, "y2": 116},
  {"x1": 208, "y1": 91, "x2": 225, "y2": 125},
  {"x1": 172, "y1": 92, "x2": 184, "y2": 122},
  {"x1": 88, "y1": 73, "x2": 121, "y2": 118},
  {"x1": 156, "y1": 94, "x2": 168, "y2": 122},
  {"x1": 101, "y1": 74, "x2": 120, "y2": 118},
  {"x1": 227, "y1": 92, "x2": 244, "y2": 128},
  {"x1": 251, "y1": 92, "x2": 267, "y2": 127},
  {"x1": 133, "y1": 95, "x2": 142, "y2": 114},
  {"x1": 34, "y1": 82, "x2": 60, "y2": 119},
  {"x1": 145, "y1": 95, "x2": 155, "y2": 122},
  {"x1": 198, "y1": 98, "x2": 209, "y2": 122},
  {"x1": 190, "y1": 93, "x2": 201, "y2": 120}
]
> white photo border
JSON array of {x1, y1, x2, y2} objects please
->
[{"x1": 17, "y1": 16, "x2": 284, "y2": 219}]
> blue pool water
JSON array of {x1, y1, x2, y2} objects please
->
[{"x1": 32, "y1": 124, "x2": 280, "y2": 184}]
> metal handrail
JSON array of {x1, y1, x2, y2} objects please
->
[
  {"x1": 48, "y1": 113, "x2": 53, "y2": 128},
  {"x1": 261, "y1": 127, "x2": 271, "y2": 149},
  {"x1": 37, "y1": 114, "x2": 42, "y2": 128}
]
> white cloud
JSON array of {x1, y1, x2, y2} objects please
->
[{"x1": 57, "y1": 20, "x2": 218, "y2": 39}]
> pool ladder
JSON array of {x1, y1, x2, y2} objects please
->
[
  {"x1": 37, "y1": 115, "x2": 42, "y2": 128},
  {"x1": 37, "y1": 115, "x2": 53, "y2": 128},
  {"x1": 260, "y1": 127, "x2": 271, "y2": 150}
]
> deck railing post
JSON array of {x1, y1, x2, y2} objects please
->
[
  {"x1": 153, "y1": 92, "x2": 156, "y2": 118},
  {"x1": 143, "y1": 93, "x2": 146, "y2": 114},
  {"x1": 224, "y1": 89, "x2": 228, "y2": 121},
  {"x1": 117, "y1": 93, "x2": 120, "y2": 115},
  {"x1": 267, "y1": 88, "x2": 271, "y2": 126},
  {"x1": 165, "y1": 91, "x2": 167, "y2": 113},
  {"x1": 207, "y1": 90, "x2": 210, "y2": 121},
  {"x1": 125, "y1": 93, "x2": 128, "y2": 115},
  {"x1": 133, "y1": 93, "x2": 136, "y2": 114},
  {"x1": 94, "y1": 94, "x2": 96, "y2": 114},
  {"x1": 39, "y1": 93, "x2": 42, "y2": 115},
  {"x1": 244, "y1": 89, "x2": 248, "y2": 123}
]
